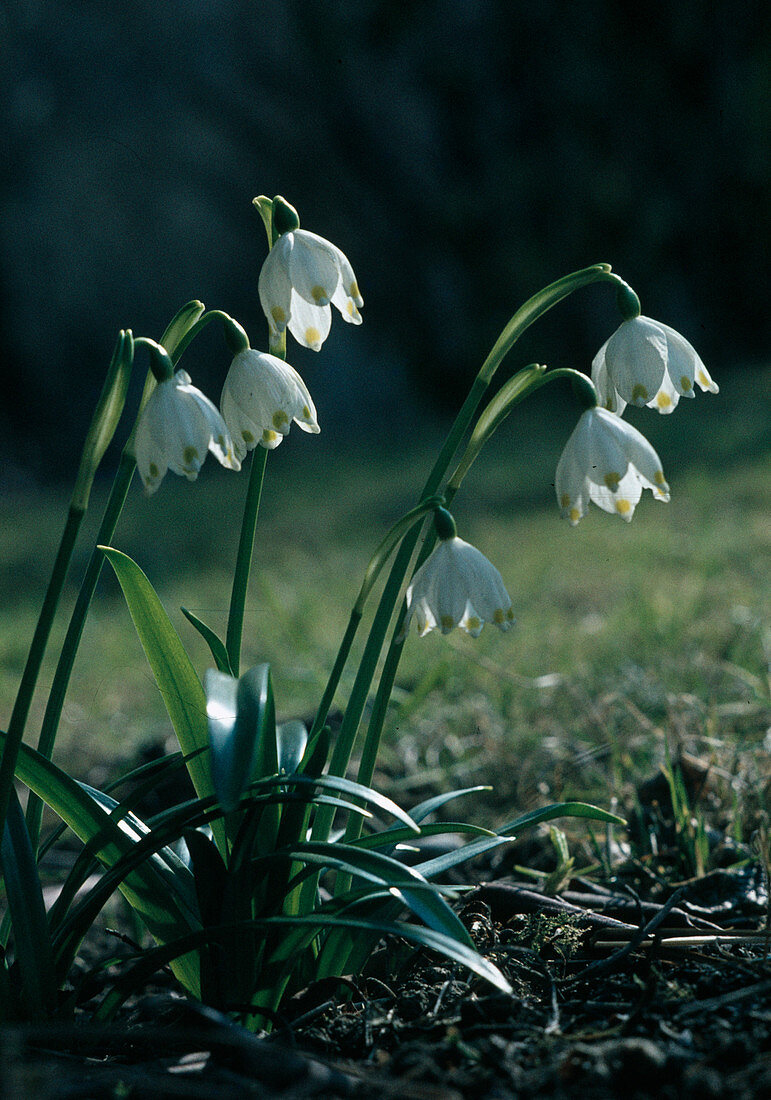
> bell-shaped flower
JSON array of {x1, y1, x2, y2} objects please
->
[
  {"x1": 556, "y1": 406, "x2": 670, "y2": 525},
  {"x1": 258, "y1": 229, "x2": 363, "y2": 351},
  {"x1": 592, "y1": 315, "x2": 718, "y2": 415},
  {"x1": 135, "y1": 369, "x2": 240, "y2": 493},
  {"x1": 220, "y1": 349, "x2": 320, "y2": 460},
  {"x1": 403, "y1": 537, "x2": 515, "y2": 639}
]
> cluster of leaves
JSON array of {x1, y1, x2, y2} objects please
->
[{"x1": 1, "y1": 546, "x2": 620, "y2": 1025}]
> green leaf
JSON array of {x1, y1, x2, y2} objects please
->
[
  {"x1": 409, "y1": 786, "x2": 492, "y2": 824},
  {"x1": 182, "y1": 608, "x2": 232, "y2": 674},
  {"x1": 266, "y1": 915, "x2": 512, "y2": 995},
  {"x1": 99, "y1": 547, "x2": 224, "y2": 851},
  {"x1": 415, "y1": 834, "x2": 516, "y2": 878},
  {"x1": 276, "y1": 720, "x2": 308, "y2": 776},
  {"x1": 285, "y1": 841, "x2": 473, "y2": 948},
  {"x1": 353, "y1": 821, "x2": 496, "y2": 852},
  {"x1": 254, "y1": 773, "x2": 420, "y2": 834},
  {"x1": 408, "y1": 802, "x2": 626, "y2": 882},
  {"x1": 184, "y1": 828, "x2": 228, "y2": 928},
  {"x1": 50, "y1": 783, "x2": 202, "y2": 984},
  {"x1": 497, "y1": 800, "x2": 626, "y2": 835},
  {"x1": 205, "y1": 664, "x2": 275, "y2": 813},
  {"x1": 2, "y1": 731, "x2": 201, "y2": 996},
  {"x1": 1, "y1": 793, "x2": 57, "y2": 1018}
]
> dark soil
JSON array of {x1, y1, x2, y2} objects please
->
[{"x1": 3, "y1": 864, "x2": 769, "y2": 1099}]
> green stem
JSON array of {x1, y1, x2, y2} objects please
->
[
  {"x1": 169, "y1": 309, "x2": 244, "y2": 365},
  {"x1": 341, "y1": 480, "x2": 461, "y2": 841},
  {"x1": 25, "y1": 452, "x2": 137, "y2": 847},
  {"x1": 17, "y1": 305, "x2": 207, "y2": 849},
  {"x1": 0, "y1": 505, "x2": 84, "y2": 835},
  {"x1": 22, "y1": 307, "x2": 211, "y2": 847},
  {"x1": 309, "y1": 373, "x2": 488, "y2": 853},
  {"x1": 353, "y1": 370, "x2": 599, "y2": 803},
  {"x1": 226, "y1": 447, "x2": 268, "y2": 676},
  {"x1": 316, "y1": 264, "x2": 615, "y2": 827},
  {"x1": 309, "y1": 610, "x2": 362, "y2": 741},
  {"x1": 307, "y1": 495, "x2": 446, "y2": 746},
  {"x1": 306, "y1": 265, "x2": 625, "y2": 934}
]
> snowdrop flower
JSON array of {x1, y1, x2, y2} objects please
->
[
  {"x1": 258, "y1": 228, "x2": 363, "y2": 351},
  {"x1": 592, "y1": 316, "x2": 718, "y2": 415},
  {"x1": 403, "y1": 512, "x2": 515, "y2": 639},
  {"x1": 556, "y1": 406, "x2": 670, "y2": 525},
  {"x1": 135, "y1": 369, "x2": 239, "y2": 493},
  {"x1": 220, "y1": 349, "x2": 320, "y2": 460}
]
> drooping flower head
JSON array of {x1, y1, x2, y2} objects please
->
[
  {"x1": 221, "y1": 349, "x2": 320, "y2": 461},
  {"x1": 592, "y1": 315, "x2": 718, "y2": 415},
  {"x1": 258, "y1": 198, "x2": 363, "y2": 352},
  {"x1": 135, "y1": 368, "x2": 240, "y2": 493},
  {"x1": 403, "y1": 509, "x2": 515, "y2": 639},
  {"x1": 556, "y1": 405, "x2": 670, "y2": 525}
]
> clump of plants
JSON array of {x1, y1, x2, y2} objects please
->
[{"x1": 0, "y1": 194, "x2": 718, "y2": 1028}]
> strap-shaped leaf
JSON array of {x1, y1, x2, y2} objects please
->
[
  {"x1": 253, "y1": 773, "x2": 420, "y2": 833},
  {"x1": 408, "y1": 786, "x2": 492, "y2": 824},
  {"x1": 99, "y1": 548, "x2": 224, "y2": 853},
  {"x1": 276, "y1": 720, "x2": 308, "y2": 776},
  {"x1": 267, "y1": 914, "x2": 512, "y2": 994},
  {"x1": 414, "y1": 834, "x2": 516, "y2": 878},
  {"x1": 182, "y1": 608, "x2": 232, "y2": 674},
  {"x1": 353, "y1": 820, "x2": 496, "y2": 851},
  {"x1": 497, "y1": 800, "x2": 625, "y2": 835},
  {"x1": 205, "y1": 664, "x2": 275, "y2": 813},
  {"x1": 1, "y1": 793, "x2": 57, "y2": 1018},
  {"x1": 97, "y1": 910, "x2": 512, "y2": 1021},
  {"x1": 284, "y1": 841, "x2": 473, "y2": 948},
  {"x1": 2, "y1": 731, "x2": 201, "y2": 996}
]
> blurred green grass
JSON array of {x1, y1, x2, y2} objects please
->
[{"x1": 1, "y1": 367, "x2": 768, "y2": 826}]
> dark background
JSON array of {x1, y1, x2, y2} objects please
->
[{"x1": 1, "y1": 0, "x2": 768, "y2": 482}]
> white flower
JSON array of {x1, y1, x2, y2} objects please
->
[
  {"x1": 258, "y1": 229, "x2": 363, "y2": 351},
  {"x1": 221, "y1": 349, "x2": 320, "y2": 460},
  {"x1": 135, "y1": 369, "x2": 240, "y2": 493},
  {"x1": 592, "y1": 315, "x2": 718, "y2": 415},
  {"x1": 403, "y1": 537, "x2": 515, "y2": 639},
  {"x1": 556, "y1": 406, "x2": 670, "y2": 525}
]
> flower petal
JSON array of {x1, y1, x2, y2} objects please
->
[
  {"x1": 405, "y1": 536, "x2": 513, "y2": 637},
  {"x1": 591, "y1": 338, "x2": 627, "y2": 415},
  {"x1": 258, "y1": 236, "x2": 294, "y2": 337},
  {"x1": 287, "y1": 230, "x2": 343, "y2": 306},
  {"x1": 662, "y1": 323, "x2": 719, "y2": 396},
  {"x1": 604, "y1": 317, "x2": 668, "y2": 407},
  {"x1": 287, "y1": 293, "x2": 332, "y2": 351},
  {"x1": 556, "y1": 407, "x2": 669, "y2": 524},
  {"x1": 220, "y1": 350, "x2": 320, "y2": 455}
]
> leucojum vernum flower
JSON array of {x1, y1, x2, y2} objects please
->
[
  {"x1": 402, "y1": 508, "x2": 515, "y2": 638},
  {"x1": 0, "y1": 191, "x2": 720, "y2": 1033},
  {"x1": 258, "y1": 199, "x2": 363, "y2": 352},
  {"x1": 134, "y1": 351, "x2": 240, "y2": 493},
  {"x1": 220, "y1": 348, "x2": 320, "y2": 459},
  {"x1": 592, "y1": 314, "x2": 719, "y2": 415}
]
